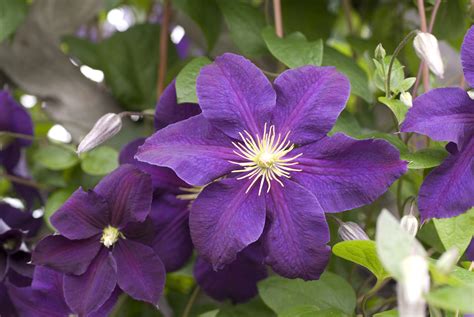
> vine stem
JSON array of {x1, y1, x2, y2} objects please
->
[
  {"x1": 272, "y1": 0, "x2": 283, "y2": 38},
  {"x1": 386, "y1": 30, "x2": 418, "y2": 98},
  {"x1": 0, "y1": 131, "x2": 74, "y2": 151},
  {"x1": 157, "y1": 0, "x2": 171, "y2": 98},
  {"x1": 359, "y1": 279, "x2": 388, "y2": 316},
  {"x1": 0, "y1": 172, "x2": 49, "y2": 190},
  {"x1": 181, "y1": 286, "x2": 200, "y2": 317}
]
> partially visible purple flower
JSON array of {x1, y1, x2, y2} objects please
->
[
  {"x1": 401, "y1": 26, "x2": 474, "y2": 220},
  {"x1": 1, "y1": 202, "x2": 42, "y2": 238},
  {"x1": 466, "y1": 239, "x2": 474, "y2": 261},
  {"x1": 136, "y1": 53, "x2": 407, "y2": 280},
  {"x1": 32, "y1": 165, "x2": 165, "y2": 315},
  {"x1": 8, "y1": 266, "x2": 120, "y2": 317},
  {"x1": 120, "y1": 81, "x2": 267, "y2": 303},
  {"x1": 0, "y1": 91, "x2": 42, "y2": 210}
]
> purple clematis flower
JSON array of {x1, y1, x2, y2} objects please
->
[
  {"x1": 136, "y1": 53, "x2": 407, "y2": 280},
  {"x1": 32, "y1": 165, "x2": 166, "y2": 315},
  {"x1": 401, "y1": 26, "x2": 474, "y2": 220},
  {"x1": 0, "y1": 91, "x2": 42, "y2": 210},
  {"x1": 8, "y1": 266, "x2": 120, "y2": 317},
  {"x1": 120, "y1": 82, "x2": 267, "y2": 303}
]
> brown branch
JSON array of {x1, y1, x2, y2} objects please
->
[
  {"x1": 416, "y1": 0, "x2": 430, "y2": 92},
  {"x1": 157, "y1": 0, "x2": 171, "y2": 98},
  {"x1": 342, "y1": 0, "x2": 354, "y2": 35},
  {"x1": 273, "y1": 0, "x2": 283, "y2": 38},
  {"x1": 0, "y1": 172, "x2": 49, "y2": 190}
]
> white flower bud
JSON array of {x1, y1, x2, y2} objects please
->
[
  {"x1": 436, "y1": 248, "x2": 459, "y2": 274},
  {"x1": 397, "y1": 254, "x2": 430, "y2": 317},
  {"x1": 400, "y1": 214, "x2": 418, "y2": 237},
  {"x1": 400, "y1": 91, "x2": 413, "y2": 107},
  {"x1": 338, "y1": 221, "x2": 370, "y2": 241},
  {"x1": 77, "y1": 113, "x2": 122, "y2": 154},
  {"x1": 375, "y1": 43, "x2": 386, "y2": 60},
  {"x1": 413, "y1": 32, "x2": 444, "y2": 78},
  {"x1": 467, "y1": 90, "x2": 474, "y2": 100}
]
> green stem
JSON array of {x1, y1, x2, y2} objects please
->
[
  {"x1": 0, "y1": 131, "x2": 73, "y2": 151},
  {"x1": 396, "y1": 178, "x2": 404, "y2": 217},
  {"x1": 360, "y1": 279, "x2": 388, "y2": 316},
  {"x1": 386, "y1": 30, "x2": 418, "y2": 98},
  {"x1": 181, "y1": 286, "x2": 200, "y2": 317}
]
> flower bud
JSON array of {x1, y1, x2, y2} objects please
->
[
  {"x1": 413, "y1": 32, "x2": 444, "y2": 78},
  {"x1": 400, "y1": 91, "x2": 413, "y2": 107},
  {"x1": 436, "y1": 248, "x2": 459, "y2": 274},
  {"x1": 400, "y1": 214, "x2": 418, "y2": 237},
  {"x1": 77, "y1": 113, "x2": 122, "y2": 154},
  {"x1": 397, "y1": 254, "x2": 430, "y2": 317},
  {"x1": 468, "y1": 90, "x2": 474, "y2": 100},
  {"x1": 338, "y1": 221, "x2": 370, "y2": 241},
  {"x1": 375, "y1": 43, "x2": 386, "y2": 60}
]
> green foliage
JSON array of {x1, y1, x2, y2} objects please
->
[
  {"x1": 34, "y1": 144, "x2": 79, "y2": 171},
  {"x1": 218, "y1": 0, "x2": 267, "y2": 57},
  {"x1": 433, "y1": 208, "x2": 474, "y2": 255},
  {"x1": 0, "y1": 0, "x2": 27, "y2": 43},
  {"x1": 426, "y1": 285, "x2": 474, "y2": 314},
  {"x1": 378, "y1": 97, "x2": 408, "y2": 124},
  {"x1": 80, "y1": 146, "x2": 119, "y2": 176},
  {"x1": 401, "y1": 148, "x2": 448, "y2": 170},
  {"x1": 44, "y1": 188, "x2": 74, "y2": 229},
  {"x1": 173, "y1": 0, "x2": 221, "y2": 50},
  {"x1": 65, "y1": 24, "x2": 178, "y2": 110},
  {"x1": 258, "y1": 272, "x2": 356, "y2": 316},
  {"x1": 175, "y1": 57, "x2": 211, "y2": 104},
  {"x1": 262, "y1": 27, "x2": 323, "y2": 68},
  {"x1": 333, "y1": 240, "x2": 390, "y2": 282},
  {"x1": 217, "y1": 298, "x2": 275, "y2": 317}
]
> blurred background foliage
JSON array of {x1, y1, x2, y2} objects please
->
[{"x1": 1, "y1": 0, "x2": 474, "y2": 316}]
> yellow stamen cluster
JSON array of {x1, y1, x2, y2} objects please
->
[
  {"x1": 100, "y1": 225, "x2": 121, "y2": 248},
  {"x1": 230, "y1": 123, "x2": 301, "y2": 195}
]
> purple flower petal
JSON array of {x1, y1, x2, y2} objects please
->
[
  {"x1": 63, "y1": 248, "x2": 117, "y2": 316},
  {"x1": 292, "y1": 133, "x2": 407, "y2": 212},
  {"x1": 155, "y1": 80, "x2": 201, "y2": 130},
  {"x1": 8, "y1": 251, "x2": 34, "y2": 278},
  {"x1": 32, "y1": 235, "x2": 101, "y2": 275},
  {"x1": 31, "y1": 266, "x2": 63, "y2": 294},
  {"x1": 112, "y1": 239, "x2": 165, "y2": 305},
  {"x1": 189, "y1": 178, "x2": 266, "y2": 270},
  {"x1": 466, "y1": 239, "x2": 474, "y2": 261},
  {"x1": 194, "y1": 243, "x2": 267, "y2": 304},
  {"x1": 197, "y1": 53, "x2": 276, "y2": 139},
  {"x1": 136, "y1": 114, "x2": 237, "y2": 186},
  {"x1": 461, "y1": 26, "x2": 474, "y2": 87},
  {"x1": 263, "y1": 178, "x2": 330, "y2": 280},
  {"x1": 272, "y1": 66, "x2": 350, "y2": 145},
  {"x1": 0, "y1": 91, "x2": 34, "y2": 147},
  {"x1": 121, "y1": 216, "x2": 155, "y2": 247},
  {"x1": 89, "y1": 287, "x2": 121, "y2": 317},
  {"x1": 94, "y1": 164, "x2": 153, "y2": 227},
  {"x1": 119, "y1": 138, "x2": 188, "y2": 193},
  {"x1": 50, "y1": 188, "x2": 108, "y2": 240},
  {"x1": 417, "y1": 138, "x2": 474, "y2": 220},
  {"x1": 151, "y1": 194, "x2": 193, "y2": 272},
  {"x1": 401, "y1": 88, "x2": 474, "y2": 146}
]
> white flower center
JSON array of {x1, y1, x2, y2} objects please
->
[
  {"x1": 176, "y1": 186, "x2": 204, "y2": 201},
  {"x1": 100, "y1": 225, "x2": 121, "y2": 248},
  {"x1": 230, "y1": 123, "x2": 302, "y2": 195}
]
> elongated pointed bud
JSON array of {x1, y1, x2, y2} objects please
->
[
  {"x1": 375, "y1": 43, "x2": 386, "y2": 60},
  {"x1": 413, "y1": 32, "x2": 444, "y2": 78},
  {"x1": 436, "y1": 248, "x2": 459, "y2": 274},
  {"x1": 77, "y1": 113, "x2": 122, "y2": 154},
  {"x1": 397, "y1": 254, "x2": 429, "y2": 317},
  {"x1": 400, "y1": 214, "x2": 418, "y2": 237},
  {"x1": 467, "y1": 90, "x2": 474, "y2": 100},
  {"x1": 338, "y1": 221, "x2": 370, "y2": 241},
  {"x1": 400, "y1": 91, "x2": 413, "y2": 107}
]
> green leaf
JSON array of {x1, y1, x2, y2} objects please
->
[
  {"x1": 425, "y1": 285, "x2": 474, "y2": 314},
  {"x1": 80, "y1": 146, "x2": 119, "y2": 176},
  {"x1": 378, "y1": 97, "x2": 408, "y2": 124},
  {"x1": 376, "y1": 209, "x2": 426, "y2": 280},
  {"x1": 373, "y1": 310, "x2": 399, "y2": 317},
  {"x1": 322, "y1": 46, "x2": 372, "y2": 102},
  {"x1": 261, "y1": 27, "x2": 323, "y2": 68},
  {"x1": 279, "y1": 306, "x2": 347, "y2": 317},
  {"x1": 200, "y1": 310, "x2": 219, "y2": 317},
  {"x1": 333, "y1": 240, "x2": 390, "y2": 282},
  {"x1": 258, "y1": 272, "x2": 356, "y2": 315},
  {"x1": 44, "y1": 189, "x2": 74, "y2": 230},
  {"x1": 65, "y1": 24, "x2": 178, "y2": 111},
  {"x1": 400, "y1": 148, "x2": 448, "y2": 170},
  {"x1": 373, "y1": 57, "x2": 405, "y2": 95},
  {"x1": 217, "y1": 298, "x2": 275, "y2": 317},
  {"x1": 175, "y1": 57, "x2": 212, "y2": 104},
  {"x1": 433, "y1": 208, "x2": 474, "y2": 255},
  {"x1": 0, "y1": 0, "x2": 27, "y2": 43},
  {"x1": 34, "y1": 145, "x2": 79, "y2": 171},
  {"x1": 398, "y1": 77, "x2": 416, "y2": 92},
  {"x1": 217, "y1": 0, "x2": 267, "y2": 57},
  {"x1": 173, "y1": 0, "x2": 221, "y2": 50}
]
